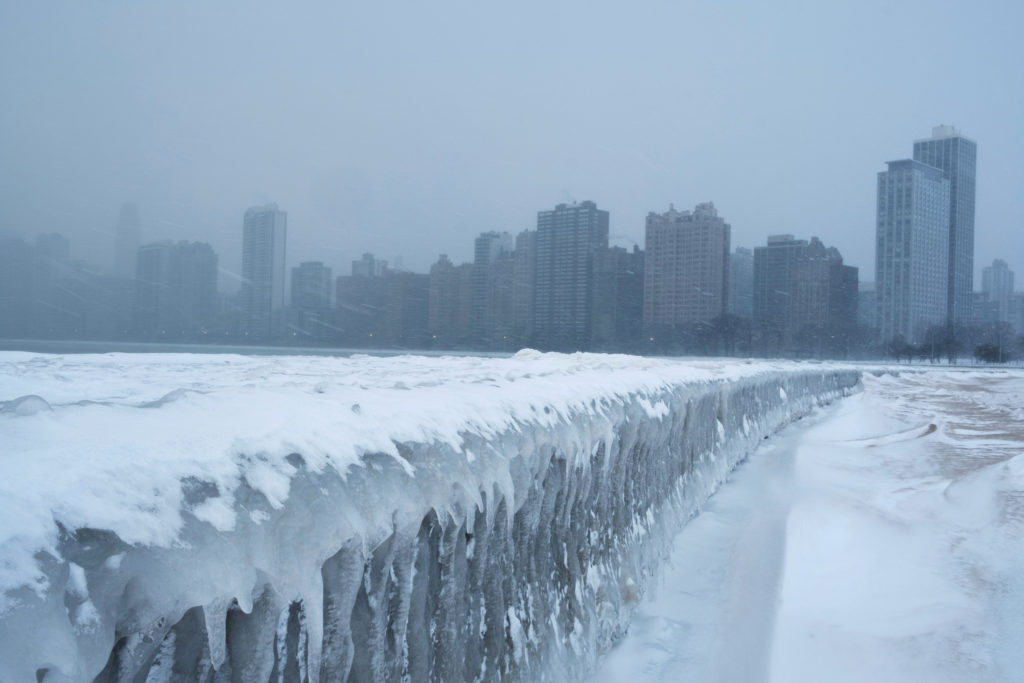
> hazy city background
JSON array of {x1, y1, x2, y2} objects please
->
[{"x1": 1, "y1": 1, "x2": 1022, "y2": 358}]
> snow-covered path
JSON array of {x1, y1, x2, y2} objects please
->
[{"x1": 598, "y1": 369, "x2": 1024, "y2": 682}]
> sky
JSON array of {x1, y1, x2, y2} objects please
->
[{"x1": 1, "y1": 0, "x2": 1022, "y2": 291}]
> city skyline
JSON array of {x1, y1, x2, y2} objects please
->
[{"x1": 2, "y1": 2, "x2": 1021, "y2": 288}]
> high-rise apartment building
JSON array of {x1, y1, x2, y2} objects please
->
[
  {"x1": 532, "y1": 201, "x2": 609, "y2": 350},
  {"x1": 643, "y1": 202, "x2": 730, "y2": 330},
  {"x1": 591, "y1": 245, "x2": 644, "y2": 351},
  {"x1": 981, "y1": 259, "x2": 1015, "y2": 325},
  {"x1": 787, "y1": 237, "x2": 858, "y2": 356},
  {"x1": 912, "y1": 126, "x2": 977, "y2": 325},
  {"x1": 241, "y1": 204, "x2": 287, "y2": 339},
  {"x1": 875, "y1": 159, "x2": 950, "y2": 344},
  {"x1": 753, "y1": 235, "x2": 856, "y2": 355},
  {"x1": 754, "y1": 235, "x2": 807, "y2": 352}
]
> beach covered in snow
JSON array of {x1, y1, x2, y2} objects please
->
[{"x1": 599, "y1": 367, "x2": 1024, "y2": 682}]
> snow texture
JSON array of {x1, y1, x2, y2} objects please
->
[
  {"x1": 0, "y1": 351, "x2": 859, "y2": 682},
  {"x1": 597, "y1": 367, "x2": 1024, "y2": 682}
]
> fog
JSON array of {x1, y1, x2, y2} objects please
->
[{"x1": 2, "y1": 0, "x2": 1021, "y2": 285}]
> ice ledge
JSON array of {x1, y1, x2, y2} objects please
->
[{"x1": 0, "y1": 352, "x2": 860, "y2": 681}]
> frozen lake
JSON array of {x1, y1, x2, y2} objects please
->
[{"x1": 598, "y1": 368, "x2": 1024, "y2": 682}]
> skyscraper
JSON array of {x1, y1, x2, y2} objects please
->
[
  {"x1": 533, "y1": 201, "x2": 609, "y2": 350},
  {"x1": 241, "y1": 204, "x2": 287, "y2": 339},
  {"x1": 643, "y1": 202, "x2": 731, "y2": 330},
  {"x1": 875, "y1": 159, "x2": 950, "y2": 344},
  {"x1": 912, "y1": 126, "x2": 977, "y2": 325}
]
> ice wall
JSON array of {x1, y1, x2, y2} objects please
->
[{"x1": 0, "y1": 352, "x2": 859, "y2": 682}]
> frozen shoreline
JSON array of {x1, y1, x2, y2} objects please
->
[
  {"x1": 598, "y1": 368, "x2": 1024, "y2": 682},
  {"x1": 0, "y1": 351, "x2": 857, "y2": 681}
]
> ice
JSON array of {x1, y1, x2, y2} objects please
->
[{"x1": 0, "y1": 351, "x2": 858, "y2": 681}]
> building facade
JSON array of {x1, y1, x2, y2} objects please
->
[
  {"x1": 875, "y1": 159, "x2": 950, "y2": 344},
  {"x1": 472, "y1": 231, "x2": 514, "y2": 346},
  {"x1": 981, "y1": 259, "x2": 1015, "y2": 325},
  {"x1": 753, "y1": 234, "x2": 807, "y2": 353},
  {"x1": 134, "y1": 241, "x2": 218, "y2": 339},
  {"x1": 728, "y1": 246, "x2": 754, "y2": 320},
  {"x1": 532, "y1": 201, "x2": 609, "y2": 350},
  {"x1": 241, "y1": 204, "x2": 287, "y2": 339},
  {"x1": 290, "y1": 261, "x2": 334, "y2": 340},
  {"x1": 591, "y1": 245, "x2": 644, "y2": 351},
  {"x1": 912, "y1": 126, "x2": 977, "y2": 325},
  {"x1": 753, "y1": 235, "x2": 856, "y2": 355},
  {"x1": 643, "y1": 202, "x2": 730, "y2": 330}
]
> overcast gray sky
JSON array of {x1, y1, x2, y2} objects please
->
[{"x1": 2, "y1": 0, "x2": 1021, "y2": 290}]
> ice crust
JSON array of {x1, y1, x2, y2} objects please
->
[{"x1": 0, "y1": 351, "x2": 859, "y2": 682}]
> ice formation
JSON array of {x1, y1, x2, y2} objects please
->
[{"x1": 0, "y1": 351, "x2": 859, "y2": 681}]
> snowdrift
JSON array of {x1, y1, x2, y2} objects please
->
[{"x1": 0, "y1": 351, "x2": 859, "y2": 681}]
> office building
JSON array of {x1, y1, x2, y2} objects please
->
[
  {"x1": 241, "y1": 204, "x2": 287, "y2": 339},
  {"x1": 875, "y1": 159, "x2": 950, "y2": 344},
  {"x1": 912, "y1": 126, "x2": 977, "y2": 324}
]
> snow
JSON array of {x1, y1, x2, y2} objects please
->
[
  {"x1": 0, "y1": 350, "x2": 858, "y2": 681},
  {"x1": 597, "y1": 367, "x2": 1024, "y2": 682}
]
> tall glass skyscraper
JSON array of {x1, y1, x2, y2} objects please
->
[
  {"x1": 875, "y1": 159, "x2": 950, "y2": 344},
  {"x1": 912, "y1": 126, "x2": 977, "y2": 325},
  {"x1": 532, "y1": 201, "x2": 609, "y2": 350}
]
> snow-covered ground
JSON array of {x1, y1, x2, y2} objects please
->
[
  {"x1": 597, "y1": 368, "x2": 1024, "y2": 682},
  {"x1": 0, "y1": 351, "x2": 858, "y2": 682}
]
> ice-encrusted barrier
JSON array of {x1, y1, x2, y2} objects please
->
[{"x1": 0, "y1": 352, "x2": 859, "y2": 682}]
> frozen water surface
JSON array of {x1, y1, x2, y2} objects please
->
[
  {"x1": 597, "y1": 368, "x2": 1024, "y2": 682},
  {"x1": 0, "y1": 350, "x2": 858, "y2": 681}
]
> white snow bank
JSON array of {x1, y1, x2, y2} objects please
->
[{"x1": 0, "y1": 351, "x2": 859, "y2": 682}]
